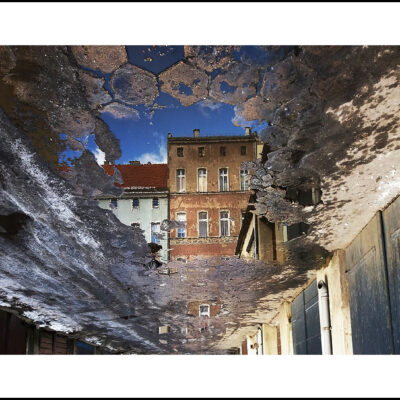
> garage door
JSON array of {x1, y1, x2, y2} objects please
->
[
  {"x1": 291, "y1": 280, "x2": 322, "y2": 354},
  {"x1": 346, "y1": 195, "x2": 400, "y2": 354}
]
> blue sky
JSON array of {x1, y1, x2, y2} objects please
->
[{"x1": 60, "y1": 45, "x2": 269, "y2": 165}]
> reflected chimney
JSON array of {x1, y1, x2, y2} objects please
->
[
  {"x1": 245, "y1": 127, "x2": 251, "y2": 136},
  {"x1": 193, "y1": 128, "x2": 200, "y2": 137}
]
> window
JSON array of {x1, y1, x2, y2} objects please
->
[
  {"x1": 241, "y1": 210, "x2": 246, "y2": 224},
  {"x1": 177, "y1": 147, "x2": 183, "y2": 157},
  {"x1": 198, "y1": 147, "x2": 205, "y2": 157},
  {"x1": 241, "y1": 146, "x2": 247, "y2": 155},
  {"x1": 176, "y1": 169, "x2": 186, "y2": 192},
  {"x1": 199, "y1": 304, "x2": 210, "y2": 317},
  {"x1": 131, "y1": 222, "x2": 140, "y2": 229},
  {"x1": 220, "y1": 211, "x2": 230, "y2": 237},
  {"x1": 110, "y1": 199, "x2": 118, "y2": 209},
  {"x1": 151, "y1": 222, "x2": 161, "y2": 244},
  {"x1": 219, "y1": 168, "x2": 229, "y2": 192},
  {"x1": 240, "y1": 169, "x2": 250, "y2": 191},
  {"x1": 220, "y1": 146, "x2": 226, "y2": 156},
  {"x1": 159, "y1": 325, "x2": 170, "y2": 334},
  {"x1": 198, "y1": 211, "x2": 208, "y2": 238},
  {"x1": 198, "y1": 168, "x2": 207, "y2": 192},
  {"x1": 282, "y1": 223, "x2": 288, "y2": 242},
  {"x1": 132, "y1": 198, "x2": 139, "y2": 208},
  {"x1": 152, "y1": 197, "x2": 159, "y2": 208},
  {"x1": 177, "y1": 212, "x2": 186, "y2": 238}
]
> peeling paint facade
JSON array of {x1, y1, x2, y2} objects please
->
[{"x1": 168, "y1": 130, "x2": 261, "y2": 261}]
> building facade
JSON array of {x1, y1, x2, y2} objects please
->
[
  {"x1": 98, "y1": 162, "x2": 169, "y2": 263},
  {"x1": 168, "y1": 128, "x2": 262, "y2": 262}
]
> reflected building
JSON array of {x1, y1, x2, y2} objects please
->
[
  {"x1": 98, "y1": 162, "x2": 169, "y2": 263},
  {"x1": 167, "y1": 127, "x2": 262, "y2": 262}
]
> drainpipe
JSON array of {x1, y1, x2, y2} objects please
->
[
  {"x1": 254, "y1": 215, "x2": 259, "y2": 260},
  {"x1": 318, "y1": 280, "x2": 332, "y2": 355},
  {"x1": 257, "y1": 325, "x2": 264, "y2": 355}
]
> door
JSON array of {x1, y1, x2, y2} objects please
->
[
  {"x1": 291, "y1": 280, "x2": 322, "y2": 354},
  {"x1": 382, "y1": 196, "x2": 400, "y2": 354},
  {"x1": 346, "y1": 213, "x2": 394, "y2": 354}
]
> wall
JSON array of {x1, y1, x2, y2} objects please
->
[
  {"x1": 316, "y1": 250, "x2": 353, "y2": 355},
  {"x1": 168, "y1": 138, "x2": 257, "y2": 193},
  {"x1": 239, "y1": 213, "x2": 256, "y2": 259},
  {"x1": 278, "y1": 301, "x2": 293, "y2": 355},
  {"x1": 168, "y1": 136, "x2": 257, "y2": 260},
  {"x1": 262, "y1": 324, "x2": 279, "y2": 355},
  {"x1": 170, "y1": 192, "x2": 250, "y2": 260},
  {"x1": 257, "y1": 217, "x2": 275, "y2": 262},
  {"x1": 99, "y1": 195, "x2": 169, "y2": 262}
]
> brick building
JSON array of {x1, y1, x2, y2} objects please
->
[{"x1": 168, "y1": 128, "x2": 262, "y2": 262}]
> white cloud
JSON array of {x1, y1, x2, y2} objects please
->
[
  {"x1": 196, "y1": 100, "x2": 224, "y2": 118},
  {"x1": 138, "y1": 138, "x2": 167, "y2": 164},
  {"x1": 100, "y1": 103, "x2": 140, "y2": 121},
  {"x1": 93, "y1": 147, "x2": 106, "y2": 165}
]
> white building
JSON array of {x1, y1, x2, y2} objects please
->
[{"x1": 97, "y1": 161, "x2": 169, "y2": 263}]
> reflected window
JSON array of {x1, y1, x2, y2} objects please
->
[
  {"x1": 198, "y1": 168, "x2": 207, "y2": 192},
  {"x1": 132, "y1": 198, "x2": 139, "y2": 208},
  {"x1": 199, "y1": 304, "x2": 210, "y2": 317},
  {"x1": 151, "y1": 222, "x2": 161, "y2": 244},
  {"x1": 220, "y1": 211, "x2": 230, "y2": 237},
  {"x1": 177, "y1": 212, "x2": 186, "y2": 238},
  {"x1": 240, "y1": 169, "x2": 250, "y2": 191},
  {"x1": 198, "y1": 212, "x2": 208, "y2": 238},
  {"x1": 219, "y1": 168, "x2": 229, "y2": 192},
  {"x1": 176, "y1": 169, "x2": 186, "y2": 192}
]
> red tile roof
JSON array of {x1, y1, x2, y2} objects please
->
[{"x1": 102, "y1": 163, "x2": 168, "y2": 189}]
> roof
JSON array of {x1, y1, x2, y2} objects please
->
[
  {"x1": 102, "y1": 163, "x2": 168, "y2": 189},
  {"x1": 167, "y1": 134, "x2": 260, "y2": 144}
]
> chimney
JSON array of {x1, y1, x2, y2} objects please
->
[
  {"x1": 245, "y1": 127, "x2": 252, "y2": 136},
  {"x1": 129, "y1": 160, "x2": 140, "y2": 166},
  {"x1": 193, "y1": 128, "x2": 200, "y2": 137},
  {"x1": 168, "y1": 132, "x2": 172, "y2": 138}
]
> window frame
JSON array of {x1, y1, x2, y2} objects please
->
[
  {"x1": 199, "y1": 304, "x2": 210, "y2": 317},
  {"x1": 198, "y1": 211, "x2": 209, "y2": 238},
  {"x1": 197, "y1": 167, "x2": 207, "y2": 193},
  {"x1": 152, "y1": 197, "x2": 159, "y2": 209},
  {"x1": 220, "y1": 210, "x2": 230, "y2": 237},
  {"x1": 176, "y1": 211, "x2": 187, "y2": 238},
  {"x1": 198, "y1": 146, "x2": 205, "y2": 157},
  {"x1": 151, "y1": 222, "x2": 161, "y2": 244},
  {"x1": 132, "y1": 198, "x2": 140, "y2": 209},
  {"x1": 218, "y1": 167, "x2": 229, "y2": 192},
  {"x1": 176, "y1": 168, "x2": 186, "y2": 193},
  {"x1": 240, "y1": 168, "x2": 250, "y2": 191}
]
